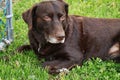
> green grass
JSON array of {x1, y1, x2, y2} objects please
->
[
  {"x1": 0, "y1": 9, "x2": 6, "y2": 41},
  {"x1": 0, "y1": 0, "x2": 120, "y2": 80}
]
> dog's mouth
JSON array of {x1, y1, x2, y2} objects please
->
[{"x1": 45, "y1": 35, "x2": 65, "y2": 44}]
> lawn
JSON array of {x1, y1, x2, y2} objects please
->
[{"x1": 0, "y1": 0, "x2": 120, "y2": 80}]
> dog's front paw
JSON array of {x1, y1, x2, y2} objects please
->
[
  {"x1": 42, "y1": 62, "x2": 58, "y2": 74},
  {"x1": 56, "y1": 68, "x2": 69, "y2": 73},
  {"x1": 16, "y1": 46, "x2": 24, "y2": 52},
  {"x1": 42, "y1": 62, "x2": 69, "y2": 74},
  {"x1": 16, "y1": 45, "x2": 31, "y2": 53}
]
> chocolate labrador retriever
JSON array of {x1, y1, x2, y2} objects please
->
[{"x1": 17, "y1": 0, "x2": 120, "y2": 74}]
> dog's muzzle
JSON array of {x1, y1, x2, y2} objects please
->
[{"x1": 46, "y1": 35, "x2": 65, "y2": 44}]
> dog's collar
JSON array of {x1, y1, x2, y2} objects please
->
[{"x1": 38, "y1": 43, "x2": 41, "y2": 52}]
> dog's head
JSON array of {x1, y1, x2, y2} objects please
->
[{"x1": 22, "y1": 0, "x2": 68, "y2": 44}]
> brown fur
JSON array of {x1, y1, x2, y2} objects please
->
[{"x1": 17, "y1": 0, "x2": 120, "y2": 74}]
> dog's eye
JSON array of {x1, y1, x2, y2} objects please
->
[
  {"x1": 43, "y1": 16, "x2": 51, "y2": 21},
  {"x1": 60, "y1": 15, "x2": 65, "y2": 21}
]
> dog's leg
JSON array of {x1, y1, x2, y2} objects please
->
[
  {"x1": 42, "y1": 60, "x2": 78, "y2": 74},
  {"x1": 109, "y1": 43, "x2": 119, "y2": 57},
  {"x1": 109, "y1": 42, "x2": 120, "y2": 62},
  {"x1": 16, "y1": 45, "x2": 32, "y2": 53},
  {"x1": 42, "y1": 51, "x2": 84, "y2": 74}
]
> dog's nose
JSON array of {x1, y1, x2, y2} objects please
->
[{"x1": 56, "y1": 36, "x2": 65, "y2": 41}]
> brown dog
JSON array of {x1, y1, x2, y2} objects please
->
[{"x1": 17, "y1": 0, "x2": 120, "y2": 74}]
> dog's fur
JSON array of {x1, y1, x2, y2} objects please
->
[{"x1": 17, "y1": 0, "x2": 120, "y2": 74}]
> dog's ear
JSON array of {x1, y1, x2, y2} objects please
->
[
  {"x1": 58, "y1": 0, "x2": 69, "y2": 16},
  {"x1": 64, "y1": 2, "x2": 68, "y2": 16},
  {"x1": 58, "y1": 0, "x2": 63, "y2": 1},
  {"x1": 22, "y1": 4, "x2": 38, "y2": 30}
]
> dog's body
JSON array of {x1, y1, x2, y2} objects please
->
[{"x1": 17, "y1": 0, "x2": 120, "y2": 74}]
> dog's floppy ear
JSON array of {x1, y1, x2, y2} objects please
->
[
  {"x1": 22, "y1": 4, "x2": 38, "y2": 29},
  {"x1": 64, "y1": 2, "x2": 68, "y2": 16},
  {"x1": 58, "y1": 0, "x2": 64, "y2": 1},
  {"x1": 58, "y1": 0, "x2": 69, "y2": 16}
]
